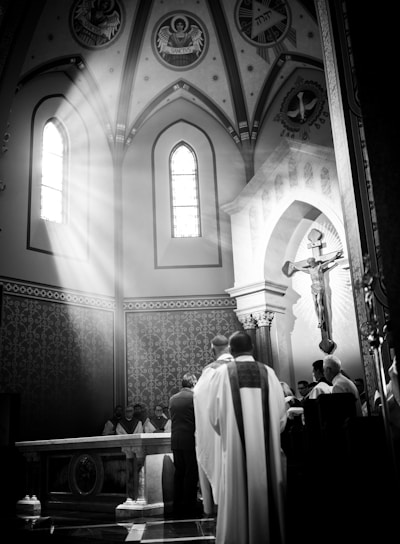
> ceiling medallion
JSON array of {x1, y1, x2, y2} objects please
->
[
  {"x1": 153, "y1": 12, "x2": 207, "y2": 70},
  {"x1": 235, "y1": 0, "x2": 295, "y2": 62},
  {"x1": 70, "y1": 0, "x2": 123, "y2": 49},
  {"x1": 276, "y1": 80, "x2": 328, "y2": 140}
]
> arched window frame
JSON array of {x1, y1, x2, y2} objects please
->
[
  {"x1": 169, "y1": 142, "x2": 201, "y2": 238},
  {"x1": 40, "y1": 117, "x2": 68, "y2": 224}
]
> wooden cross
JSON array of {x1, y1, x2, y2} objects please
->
[{"x1": 282, "y1": 228, "x2": 343, "y2": 353}]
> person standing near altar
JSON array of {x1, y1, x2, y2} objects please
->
[
  {"x1": 308, "y1": 359, "x2": 332, "y2": 399},
  {"x1": 144, "y1": 404, "x2": 171, "y2": 433},
  {"x1": 193, "y1": 334, "x2": 233, "y2": 516},
  {"x1": 169, "y1": 372, "x2": 200, "y2": 517},
  {"x1": 115, "y1": 404, "x2": 143, "y2": 434},
  {"x1": 323, "y1": 355, "x2": 362, "y2": 416},
  {"x1": 205, "y1": 331, "x2": 287, "y2": 544},
  {"x1": 101, "y1": 404, "x2": 123, "y2": 435}
]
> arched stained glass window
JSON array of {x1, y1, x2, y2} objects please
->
[
  {"x1": 170, "y1": 143, "x2": 200, "y2": 238},
  {"x1": 40, "y1": 119, "x2": 67, "y2": 223}
]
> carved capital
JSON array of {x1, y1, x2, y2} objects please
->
[
  {"x1": 253, "y1": 311, "x2": 275, "y2": 328},
  {"x1": 121, "y1": 446, "x2": 137, "y2": 459},
  {"x1": 23, "y1": 452, "x2": 40, "y2": 463},
  {"x1": 238, "y1": 314, "x2": 257, "y2": 330}
]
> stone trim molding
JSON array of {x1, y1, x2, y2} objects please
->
[
  {"x1": 124, "y1": 295, "x2": 236, "y2": 312},
  {"x1": 1, "y1": 278, "x2": 236, "y2": 314},
  {"x1": 0, "y1": 276, "x2": 115, "y2": 310}
]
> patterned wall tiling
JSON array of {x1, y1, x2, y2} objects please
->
[
  {"x1": 125, "y1": 295, "x2": 241, "y2": 413},
  {"x1": 0, "y1": 279, "x2": 240, "y2": 439},
  {"x1": 0, "y1": 278, "x2": 115, "y2": 440}
]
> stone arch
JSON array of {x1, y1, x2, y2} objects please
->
[
  {"x1": 260, "y1": 198, "x2": 346, "y2": 285},
  {"x1": 261, "y1": 200, "x2": 362, "y2": 387}
]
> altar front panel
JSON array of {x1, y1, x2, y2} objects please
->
[{"x1": 16, "y1": 434, "x2": 174, "y2": 516}]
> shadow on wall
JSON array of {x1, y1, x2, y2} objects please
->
[{"x1": 0, "y1": 285, "x2": 115, "y2": 441}]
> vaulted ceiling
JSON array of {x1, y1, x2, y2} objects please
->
[{"x1": 1, "y1": 0, "x2": 327, "y2": 181}]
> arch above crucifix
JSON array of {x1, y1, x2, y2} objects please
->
[{"x1": 223, "y1": 139, "x2": 363, "y2": 389}]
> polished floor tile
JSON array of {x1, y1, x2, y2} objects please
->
[
  {"x1": 138, "y1": 518, "x2": 216, "y2": 543},
  {"x1": 9, "y1": 511, "x2": 216, "y2": 543}
]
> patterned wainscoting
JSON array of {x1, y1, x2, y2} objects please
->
[
  {"x1": 0, "y1": 278, "x2": 241, "y2": 441},
  {"x1": 124, "y1": 296, "x2": 241, "y2": 412},
  {"x1": 0, "y1": 278, "x2": 115, "y2": 441}
]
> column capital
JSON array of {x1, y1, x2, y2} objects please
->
[
  {"x1": 253, "y1": 310, "x2": 275, "y2": 328},
  {"x1": 237, "y1": 313, "x2": 257, "y2": 329}
]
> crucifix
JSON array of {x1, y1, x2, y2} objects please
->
[{"x1": 282, "y1": 228, "x2": 343, "y2": 353}]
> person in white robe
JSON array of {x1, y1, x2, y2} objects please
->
[
  {"x1": 323, "y1": 355, "x2": 363, "y2": 416},
  {"x1": 206, "y1": 331, "x2": 287, "y2": 544},
  {"x1": 308, "y1": 359, "x2": 332, "y2": 399},
  {"x1": 193, "y1": 334, "x2": 233, "y2": 516}
]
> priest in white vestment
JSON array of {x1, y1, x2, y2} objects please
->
[
  {"x1": 206, "y1": 331, "x2": 287, "y2": 544},
  {"x1": 193, "y1": 334, "x2": 233, "y2": 516}
]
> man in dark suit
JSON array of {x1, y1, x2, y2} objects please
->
[{"x1": 169, "y1": 372, "x2": 199, "y2": 517}]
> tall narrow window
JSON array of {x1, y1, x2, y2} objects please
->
[
  {"x1": 40, "y1": 119, "x2": 67, "y2": 223},
  {"x1": 170, "y1": 143, "x2": 200, "y2": 238}
]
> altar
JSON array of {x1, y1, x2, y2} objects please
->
[{"x1": 15, "y1": 433, "x2": 174, "y2": 519}]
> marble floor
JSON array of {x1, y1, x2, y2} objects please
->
[
  {"x1": 5, "y1": 479, "x2": 393, "y2": 544},
  {"x1": 9, "y1": 510, "x2": 217, "y2": 543},
  {"x1": 2, "y1": 450, "x2": 312, "y2": 544},
  {"x1": 6, "y1": 419, "x2": 396, "y2": 544}
]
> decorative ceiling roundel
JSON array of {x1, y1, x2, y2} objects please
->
[
  {"x1": 70, "y1": 0, "x2": 123, "y2": 49},
  {"x1": 235, "y1": 0, "x2": 291, "y2": 48},
  {"x1": 278, "y1": 80, "x2": 327, "y2": 140},
  {"x1": 153, "y1": 12, "x2": 208, "y2": 70}
]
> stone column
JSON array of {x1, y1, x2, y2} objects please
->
[
  {"x1": 253, "y1": 310, "x2": 275, "y2": 367},
  {"x1": 116, "y1": 447, "x2": 166, "y2": 520},
  {"x1": 237, "y1": 313, "x2": 257, "y2": 357},
  {"x1": 121, "y1": 446, "x2": 137, "y2": 501},
  {"x1": 22, "y1": 452, "x2": 41, "y2": 498}
]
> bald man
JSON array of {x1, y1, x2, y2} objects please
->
[
  {"x1": 193, "y1": 334, "x2": 233, "y2": 516},
  {"x1": 323, "y1": 355, "x2": 362, "y2": 416}
]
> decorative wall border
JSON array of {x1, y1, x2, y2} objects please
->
[
  {"x1": 124, "y1": 294, "x2": 236, "y2": 312},
  {"x1": 0, "y1": 277, "x2": 115, "y2": 310},
  {"x1": 0, "y1": 278, "x2": 236, "y2": 313}
]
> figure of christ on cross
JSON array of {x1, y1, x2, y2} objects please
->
[
  {"x1": 282, "y1": 228, "x2": 344, "y2": 329},
  {"x1": 288, "y1": 252, "x2": 343, "y2": 327}
]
